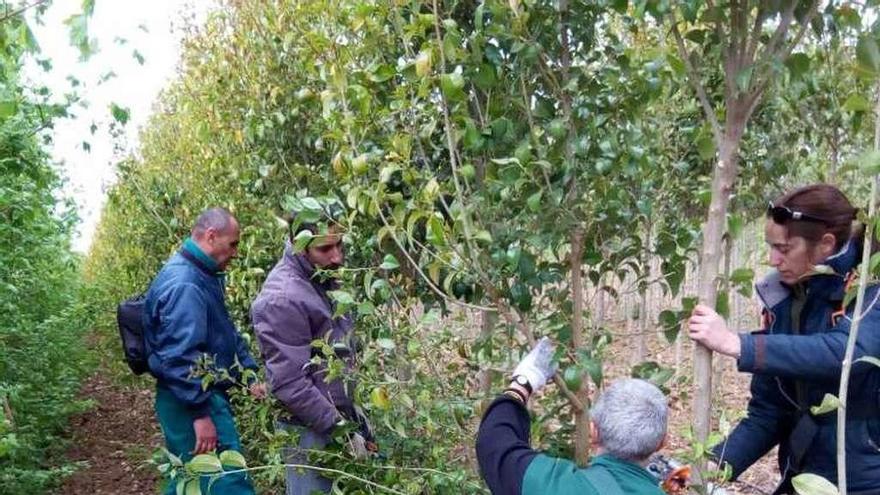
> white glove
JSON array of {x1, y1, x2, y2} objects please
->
[{"x1": 512, "y1": 337, "x2": 557, "y2": 392}]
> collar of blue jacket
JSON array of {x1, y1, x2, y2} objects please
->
[{"x1": 182, "y1": 237, "x2": 221, "y2": 274}]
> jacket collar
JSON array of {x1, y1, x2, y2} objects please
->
[
  {"x1": 755, "y1": 238, "x2": 859, "y2": 311},
  {"x1": 181, "y1": 237, "x2": 221, "y2": 276}
]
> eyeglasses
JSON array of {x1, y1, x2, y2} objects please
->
[{"x1": 767, "y1": 202, "x2": 828, "y2": 224}]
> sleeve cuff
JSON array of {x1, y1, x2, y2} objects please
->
[{"x1": 737, "y1": 332, "x2": 764, "y2": 373}]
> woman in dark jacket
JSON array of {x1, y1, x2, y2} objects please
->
[{"x1": 688, "y1": 184, "x2": 880, "y2": 494}]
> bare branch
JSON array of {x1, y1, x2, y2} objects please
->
[
  {"x1": 745, "y1": 5, "x2": 767, "y2": 66},
  {"x1": 668, "y1": 16, "x2": 724, "y2": 143},
  {"x1": 748, "y1": 1, "x2": 820, "y2": 115},
  {"x1": 0, "y1": 0, "x2": 48, "y2": 24}
]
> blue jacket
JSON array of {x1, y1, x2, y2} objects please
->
[
  {"x1": 143, "y1": 240, "x2": 257, "y2": 417},
  {"x1": 716, "y1": 239, "x2": 880, "y2": 491}
]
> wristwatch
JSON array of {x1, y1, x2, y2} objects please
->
[{"x1": 512, "y1": 375, "x2": 533, "y2": 393}]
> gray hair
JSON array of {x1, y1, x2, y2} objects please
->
[
  {"x1": 591, "y1": 378, "x2": 667, "y2": 462},
  {"x1": 192, "y1": 207, "x2": 236, "y2": 237}
]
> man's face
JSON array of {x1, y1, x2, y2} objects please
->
[
  {"x1": 305, "y1": 228, "x2": 344, "y2": 271},
  {"x1": 205, "y1": 219, "x2": 240, "y2": 271},
  {"x1": 765, "y1": 219, "x2": 820, "y2": 285}
]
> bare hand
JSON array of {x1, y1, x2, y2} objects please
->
[
  {"x1": 249, "y1": 382, "x2": 268, "y2": 400},
  {"x1": 688, "y1": 304, "x2": 741, "y2": 358},
  {"x1": 192, "y1": 416, "x2": 218, "y2": 454}
]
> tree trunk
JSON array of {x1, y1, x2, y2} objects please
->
[
  {"x1": 713, "y1": 233, "x2": 734, "y2": 408},
  {"x1": 570, "y1": 229, "x2": 591, "y2": 465},
  {"x1": 694, "y1": 126, "x2": 743, "y2": 444}
]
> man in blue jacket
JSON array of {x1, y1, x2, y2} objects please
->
[{"x1": 143, "y1": 207, "x2": 265, "y2": 495}]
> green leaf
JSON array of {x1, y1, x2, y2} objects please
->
[
  {"x1": 730, "y1": 267, "x2": 755, "y2": 286},
  {"x1": 857, "y1": 35, "x2": 880, "y2": 77},
  {"x1": 843, "y1": 94, "x2": 871, "y2": 113},
  {"x1": 858, "y1": 150, "x2": 880, "y2": 175},
  {"x1": 791, "y1": 472, "x2": 839, "y2": 495},
  {"x1": 563, "y1": 367, "x2": 583, "y2": 391},
  {"x1": 526, "y1": 191, "x2": 542, "y2": 212},
  {"x1": 132, "y1": 49, "x2": 145, "y2": 65},
  {"x1": 0, "y1": 101, "x2": 17, "y2": 119},
  {"x1": 785, "y1": 53, "x2": 810, "y2": 79},
  {"x1": 809, "y1": 393, "x2": 840, "y2": 416},
  {"x1": 368, "y1": 64, "x2": 395, "y2": 83},
  {"x1": 716, "y1": 291, "x2": 730, "y2": 319},
  {"x1": 163, "y1": 447, "x2": 184, "y2": 467},
  {"x1": 474, "y1": 230, "x2": 492, "y2": 244},
  {"x1": 328, "y1": 290, "x2": 355, "y2": 305},
  {"x1": 371, "y1": 387, "x2": 391, "y2": 410},
  {"x1": 696, "y1": 134, "x2": 715, "y2": 161},
  {"x1": 219, "y1": 450, "x2": 247, "y2": 469},
  {"x1": 582, "y1": 357, "x2": 603, "y2": 387},
  {"x1": 426, "y1": 215, "x2": 446, "y2": 247},
  {"x1": 379, "y1": 254, "x2": 399, "y2": 270},
  {"x1": 666, "y1": 53, "x2": 685, "y2": 76},
  {"x1": 293, "y1": 230, "x2": 314, "y2": 252},
  {"x1": 185, "y1": 479, "x2": 201, "y2": 495},
  {"x1": 187, "y1": 453, "x2": 223, "y2": 474},
  {"x1": 658, "y1": 310, "x2": 680, "y2": 343},
  {"x1": 110, "y1": 103, "x2": 130, "y2": 125},
  {"x1": 440, "y1": 72, "x2": 465, "y2": 101}
]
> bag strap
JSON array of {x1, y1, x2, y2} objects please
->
[{"x1": 582, "y1": 465, "x2": 626, "y2": 495}]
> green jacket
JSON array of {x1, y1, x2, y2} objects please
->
[{"x1": 524, "y1": 454, "x2": 665, "y2": 495}]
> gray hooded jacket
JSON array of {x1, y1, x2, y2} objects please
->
[{"x1": 251, "y1": 242, "x2": 356, "y2": 433}]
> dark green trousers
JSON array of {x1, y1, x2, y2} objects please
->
[{"x1": 155, "y1": 385, "x2": 256, "y2": 495}]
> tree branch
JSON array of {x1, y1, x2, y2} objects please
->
[
  {"x1": 669, "y1": 16, "x2": 723, "y2": 144},
  {"x1": 0, "y1": 0, "x2": 48, "y2": 24},
  {"x1": 747, "y1": 1, "x2": 819, "y2": 116}
]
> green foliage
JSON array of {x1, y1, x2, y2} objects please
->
[
  {"x1": 791, "y1": 472, "x2": 840, "y2": 495},
  {"x1": 81, "y1": 0, "x2": 874, "y2": 491},
  {"x1": 0, "y1": 1, "x2": 100, "y2": 492}
]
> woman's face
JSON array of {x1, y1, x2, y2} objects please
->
[{"x1": 764, "y1": 219, "x2": 822, "y2": 284}]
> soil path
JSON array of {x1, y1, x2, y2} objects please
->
[{"x1": 55, "y1": 372, "x2": 162, "y2": 495}]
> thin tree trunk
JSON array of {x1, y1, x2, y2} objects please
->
[
  {"x1": 837, "y1": 83, "x2": 880, "y2": 494},
  {"x1": 570, "y1": 229, "x2": 591, "y2": 465},
  {"x1": 713, "y1": 234, "x2": 734, "y2": 408},
  {"x1": 694, "y1": 125, "x2": 743, "y2": 444}
]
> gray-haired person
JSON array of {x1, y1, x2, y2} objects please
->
[{"x1": 476, "y1": 338, "x2": 670, "y2": 495}]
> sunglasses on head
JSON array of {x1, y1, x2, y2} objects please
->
[{"x1": 767, "y1": 202, "x2": 827, "y2": 224}]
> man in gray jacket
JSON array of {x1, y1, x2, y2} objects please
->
[{"x1": 251, "y1": 216, "x2": 368, "y2": 495}]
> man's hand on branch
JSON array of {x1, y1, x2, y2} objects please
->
[
  {"x1": 687, "y1": 304, "x2": 741, "y2": 358},
  {"x1": 511, "y1": 337, "x2": 558, "y2": 395}
]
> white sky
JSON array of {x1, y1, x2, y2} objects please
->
[{"x1": 25, "y1": 0, "x2": 214, "y2": 253}]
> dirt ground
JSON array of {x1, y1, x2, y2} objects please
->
[{"x1": 55, "y1": 372, "x2": 162, "y2": 495}]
